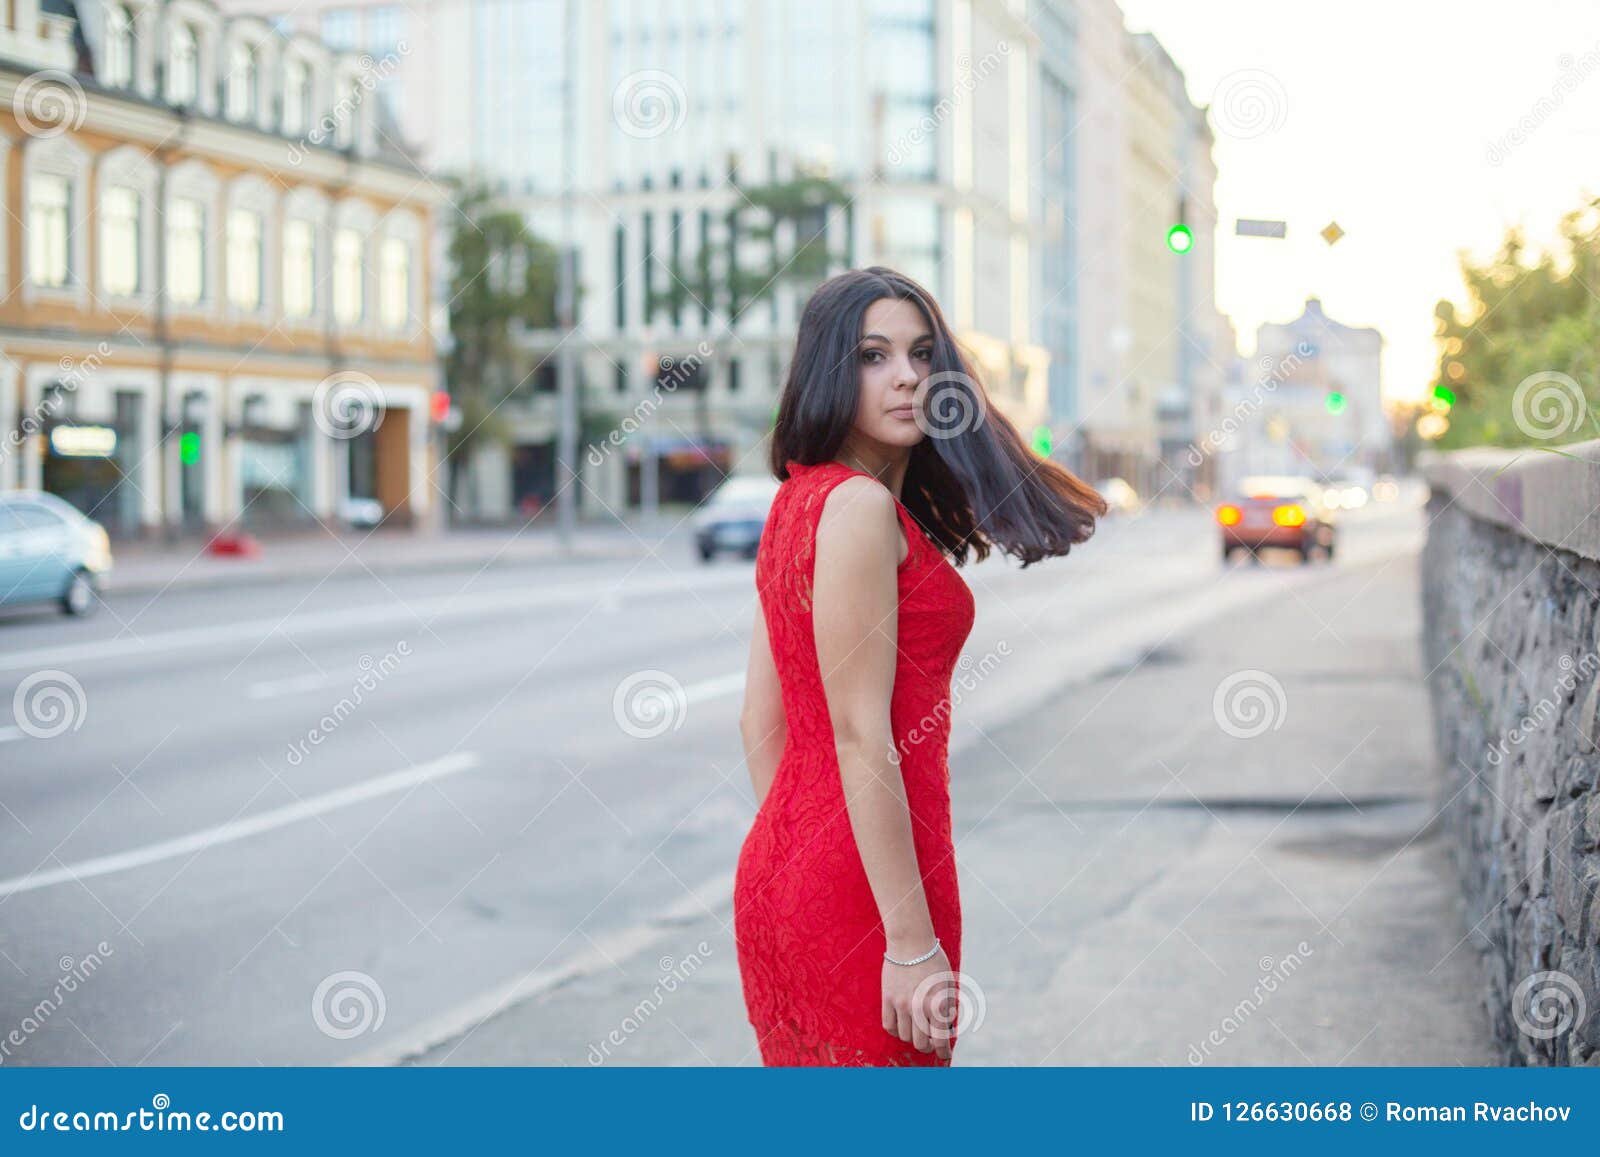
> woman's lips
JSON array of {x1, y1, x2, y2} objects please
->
[{"x1": 888, "y1": 407, "x2": 916, "y2": 420}]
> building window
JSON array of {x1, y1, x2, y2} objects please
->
[
  {"x1": 226, "y1": 208, "x2": 263, "y2": 310},
  {"x1": 226, "y1": 41, "x2": 258, "y2": 121},
  {"x1": 320, "y1": 8, "x2": 359, "y2": 51},
  {"x1": 28, "y1": 173, "x2": 72, "y2": 288},
  {"x1": 333, "y1": 227, "x2": 364, "y2": 325},
  {"x1": 167, "y1": 197, "x2": 206, "y2": 304},
  {"x1": 282, "y1": 218, "x2": 315, "y2": 318},
  {"x1": 101, "y1": 185, "x2": 140, "y2": 296},
  {"x1": 169, "y1": 22, "x2": 199, "y2": 106},
  {"x1": 378, "y1": 237, "x2": 409, "y2": 330},
  {"x1": 103, "y1": 4, "x2": 135, "y2": 88},
  {"x1": 614, "y1": 223, "x2": 626, "y2": 329},
  {"x1": 283, "y1": 56, "x2": 309, "y2": 136},
  {"x1": 333, "y1": 78, "x2": 358, "y2": 148}
]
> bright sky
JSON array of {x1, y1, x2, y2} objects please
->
[{"x1": 1117, "y1": 0, "x2": 1600, "y2": 404}]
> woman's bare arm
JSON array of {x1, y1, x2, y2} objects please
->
[
  {"x1": 738, "y1": 606, "x2": 787, "y2": 809},
  {"x1": 812, "y1": 477, "x2": 951, "y2": 1056}
]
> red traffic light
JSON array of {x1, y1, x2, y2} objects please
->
[{"x1": 430, "y1": 390, "x2": 451, "y2": 424}]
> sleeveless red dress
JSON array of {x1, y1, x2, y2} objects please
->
[{"x1": 734, "y1": 459, "x2": 977, "y2": 1066}]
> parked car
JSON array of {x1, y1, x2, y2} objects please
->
[
  {"x1": 1093, "y1": 477, "x2": 1140, "y2": 515},
  {"x1": 338, "y1": 496, "x2": 385, "y2": 529},
  {"x1": 692, "y1": 474, "x2": 781, "y2": 562},
  {"x1": 1215, "y1": 475, "x2": 1336, "y2": 565},
  {"x1": 0, "y1": 491, "x2": 113, "y2": 615}
]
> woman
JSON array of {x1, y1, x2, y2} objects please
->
[{"x1": 733, "y1": 267, "x2": 1106, "y2": 1065}]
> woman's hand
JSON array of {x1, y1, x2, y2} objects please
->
[{"x1": 881, "y1": 942, "x2": 957, "y2": 1059}]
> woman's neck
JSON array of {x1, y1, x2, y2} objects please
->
[{"x1": 835, "y1": 446, "x2": 908, "y2": 500}]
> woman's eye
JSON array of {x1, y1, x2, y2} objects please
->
[
  {"x1": 913, "y1": 347, "x2": 932, "y2": 362},
  {"x1": 862, "y1": 349, "x2": 883, "y2": 364}
]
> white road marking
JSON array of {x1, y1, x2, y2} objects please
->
[
  {"x1": 0, "y1": 752, "x2": 481, "y2": 898},
  {"x1": 247, "y1": 672, "x2": 340, "y2": 700},
  {"x1": 680, "y1": 671, "x2": 746, "y2": 705},
  {"x1": 0, "y1": 569, "x2": 757, "y2": 674},
  {"x1": 345, "y1": 869, "x2": 735, "y2": 1067}
]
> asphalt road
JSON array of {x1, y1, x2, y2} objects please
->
[{"x1": 0, "y1": 491, "x2": 1429, "y2": 1064}]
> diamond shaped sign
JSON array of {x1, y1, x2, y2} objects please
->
[{"x1": 1320, "y1": 221, "x2": 1345, "y2": 245}]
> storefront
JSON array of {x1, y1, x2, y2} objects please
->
[
  {"x1": 625, "y1": 434, "x2": 731, "y2": 506},
  {"x1": 39, "y1": 389, "x2": 145, "y2": 537},
  {"x1": 235, "y1": 396, "x2": 318, "y2": 529}
]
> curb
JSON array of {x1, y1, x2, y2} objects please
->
[{"x1": 102, "y1": 541, "x2": 652, "y2": 598}]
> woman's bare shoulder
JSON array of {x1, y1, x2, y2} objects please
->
[{"x1": 815, "y1": 476, "x2": 904, "y2": 567}]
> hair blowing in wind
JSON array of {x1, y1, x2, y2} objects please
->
[{"x1": 769, "y1": 266, "x2": 1107, "y2": 567}]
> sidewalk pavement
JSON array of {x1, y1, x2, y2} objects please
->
[
  {"x1": 101, "y1": 517, "x2": 669, "y2": 596},
  {"x1": 394, "y1": 551, "x2": 1494, "y2": 1067}
]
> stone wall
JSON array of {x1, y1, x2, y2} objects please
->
[{"x1": 1420, "y1": 441, "x2": 1600, "y2": 1065}]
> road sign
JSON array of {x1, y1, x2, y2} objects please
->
[{"x1": 1235, "y1": 218, "x2": 1287, "y2": 238}]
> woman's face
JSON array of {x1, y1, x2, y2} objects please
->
[{"x1": 853, "y1": 296, "x2": 934, "y2": 450}]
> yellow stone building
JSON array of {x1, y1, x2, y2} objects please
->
[{"x1": 0, "y1": 0, "x2": 443, "y2": 537}]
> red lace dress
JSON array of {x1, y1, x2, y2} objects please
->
[{"x1": 734, "y1": 459, "x2": 977, "y2": 1066}]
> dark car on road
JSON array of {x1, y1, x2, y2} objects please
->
[
  {"x1": 1215, "y1": 475, "x2": 1336, "y2": 565},
  {"x1": 0, "y1": 491, "x2": 113, "y2": 615},
  {"x1": 692, "y1": 474, "x2": 781, "y2": 562}
]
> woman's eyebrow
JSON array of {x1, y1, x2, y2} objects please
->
[{"x1": 860, "y1": 331, "x2": 934, "y2": 344}]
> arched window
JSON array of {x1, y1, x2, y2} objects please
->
[
  {"x1": 103, "y1": 4, "x2": 135, "y2": 88},
  {"x1": 169, "y1": 22, "x2": 199, "y2": 106},
  {"x1": 282, "y1": 55, "x2": 309, "y2": 135},
  {"x1": 282, "y1": 219, "x2": 316, "y2": 318},
  {"x1": 226, "y1": 40, "x2": 258, "y2": 120}
]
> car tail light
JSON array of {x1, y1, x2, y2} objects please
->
[
  {"x1": 1272, "y1": 503, "x2": 1306, "y2": 527},
  {"x1": 1216, "y1": 504, "x2": 1242, "y2": 527}
]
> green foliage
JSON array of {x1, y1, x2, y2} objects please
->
[
  {"x1": 443, "y1": 179, "x2": 562, "y2": 474},
  {"x1": 649, "y1": 173, "x2": 850, "y2": 322},
  {"x1": 1432, "y1": 194, "x2": 1600, "y2": 448}
]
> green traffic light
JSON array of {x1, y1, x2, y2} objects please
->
[
  {"x1": 1324, "y1": 391, "x2": 1347, "y2": 414},
  {"x1": 1166, "y1": 223, "x2": 1193, "y2": 254},
  {"x1": 179, "y1": 430, "x2": 200, "y2": 465},
  {"x1": 1431, "y1": 384, "x2": 1455, "y2": 409},
  {"x1": 1030, "y1": 424, "x2": 1052, "y2": 457}
]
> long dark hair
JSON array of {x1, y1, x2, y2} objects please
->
[{"x1": 769, "y1": 266, "x2": 1106, "y2": 568}]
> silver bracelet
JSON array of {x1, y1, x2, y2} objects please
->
[{"x1": 884, "y1": 936, "x2": 940, "y2": 966}]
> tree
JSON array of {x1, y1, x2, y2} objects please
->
[
  {"x1": 651, "y1": 172, "x2": 851, "y2": 323},
  {"x1": 1432, "y1": 194, "x2": 1600, "y2": 448},
  {"x1": 442, "y1": 180, "x2": 561, "y2": 511}
]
